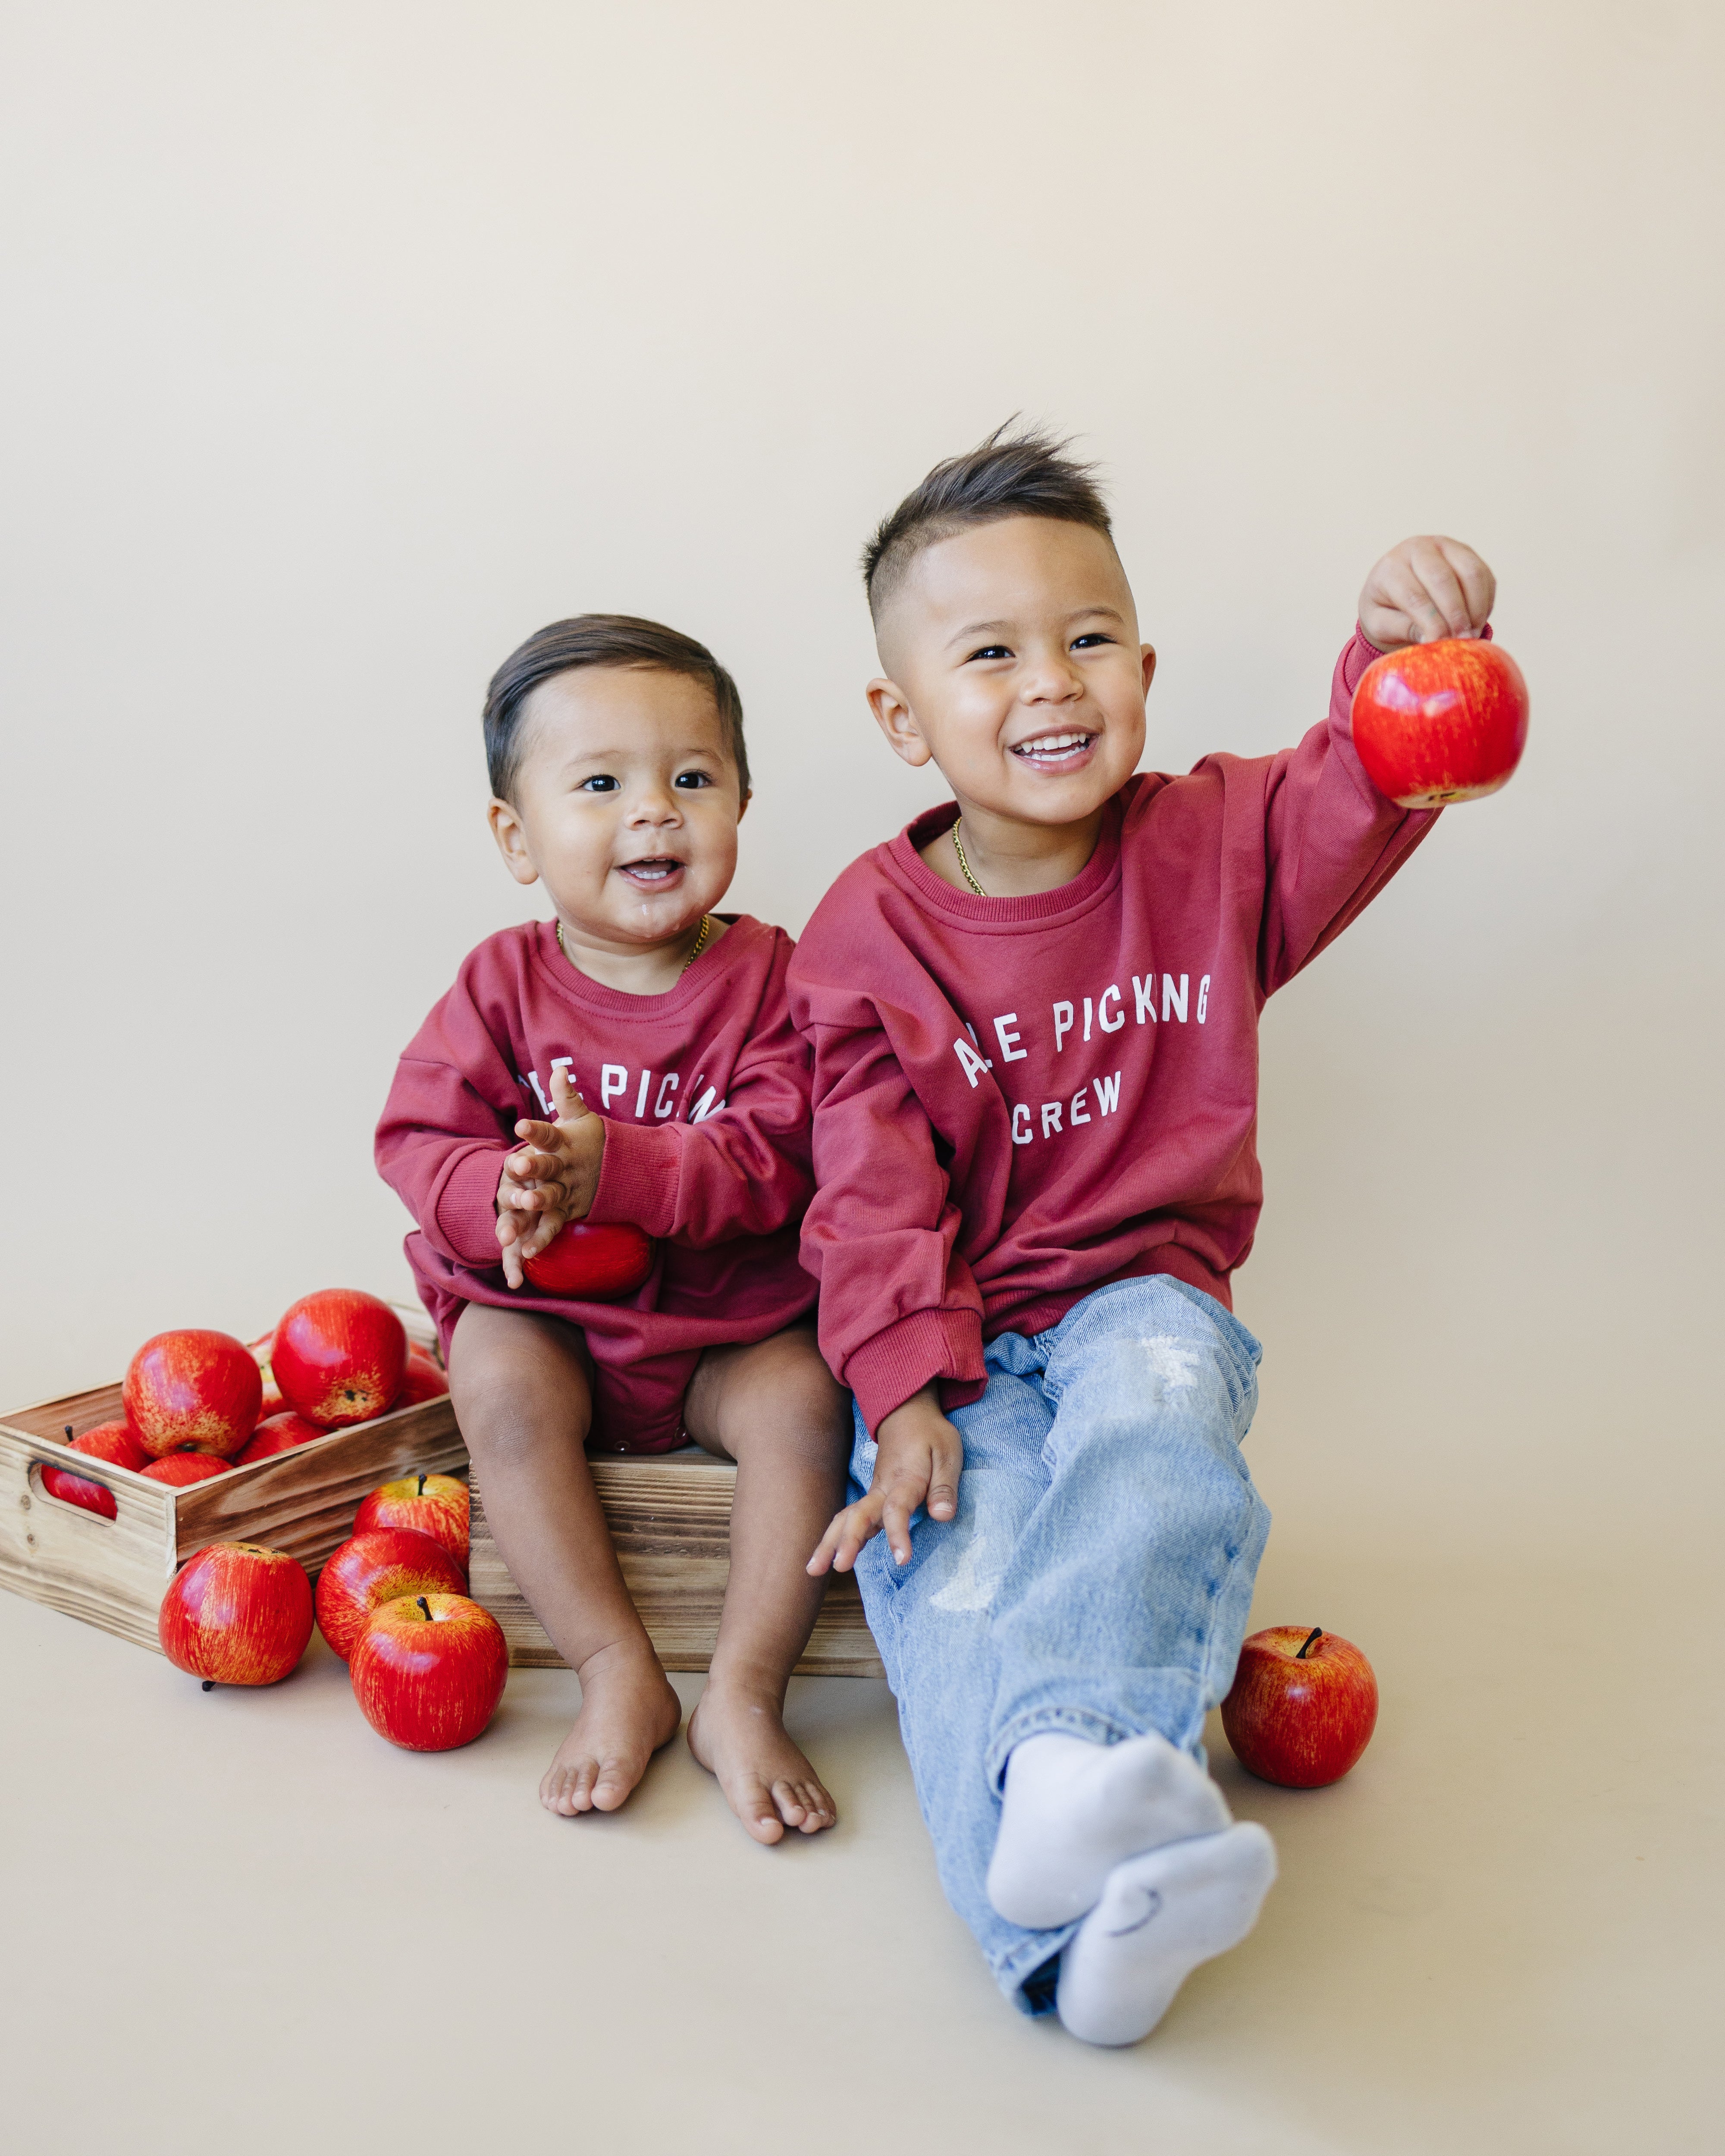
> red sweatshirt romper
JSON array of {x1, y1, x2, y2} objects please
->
[{"x1": 375, "y1": 915, "x2": 815, "y2": 1452}]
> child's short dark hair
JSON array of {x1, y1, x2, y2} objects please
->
[
  {"x1": 862, "y1": 422, "x2": 1113, "y2": 620},
  {"x1": 483, "y1": 614, "x2": 749, "y2": 803}
]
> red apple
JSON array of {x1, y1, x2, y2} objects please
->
[
  {"x1": 41, "y1": 1419, "x2": 151, "y2": 1519},
  {"x1": 397, "y1": 1345, "x2": 450, "y2": 1406},
  {"x1": 273, "y1": 1290, "x2": 407, "y2": 1429},
  {"x1": 523, "y1": 1222, "x2": 654, "y2": 1300},
  {"x1": 141, "y1": 1453, "x2": 234, "y2": 1488},
  {"x1": 158, "y1": 1540, "x2": 314, "y2": 1685},
  {"x1": 354, "y1": 1472, "x2": 470, "y2": 1574},
  {"x1": 1221, "y1": 1626, "x2": 1379, "y2": 1788},
  {"x1": 124, "y1": 1330, "x2": 263, "y2": 1458},
  {"x1": 314, "y1": 1527, "x2": 468, "y2": 1661},
  {"x1": 350, "y1": 1591, "x2": 508, "y2": 1751},
  {"x1": 1351, "y1": 637, "x2": 1529, "y2": 808},
  {"x1": 235, "y1": 1410, "x2": 327, "y2": 1464}
]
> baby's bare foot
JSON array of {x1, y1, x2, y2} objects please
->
[
  {"x1": 540, "y1": 1642, "x2": 682, "y2": 1818},
  {"x1": 687, "y1": 1677, "x2": 837, "y2": 1845}
]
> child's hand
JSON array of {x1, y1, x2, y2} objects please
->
[
  {"x1": 806, "y1": 1383, "x2": 962, "y2": 1575},
  {"x1": 495, "y1": 1066, "x2": 606, "y2": 1289},
  {"x1": 1359, "y1": 536, "x2": 1496, "y2": 652}
]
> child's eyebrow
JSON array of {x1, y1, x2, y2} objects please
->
[{"x1": 944, "y1": 604, "x2": 1127, "y2": 649}]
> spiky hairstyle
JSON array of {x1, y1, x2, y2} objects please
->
[{"x1": 862, "y1": 422, "x2": 1113, "y2": 619}]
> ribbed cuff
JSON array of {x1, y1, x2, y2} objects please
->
[
  {"x1": 588, "y1": 1119, "x2": 683, "y2": 1238},
  {"x1": 433, "y1": 1145, "x2": 514, "y2": 1270},
  {"x1": 847, "y1": 1308, "x2": 986, "y2": 1435}
]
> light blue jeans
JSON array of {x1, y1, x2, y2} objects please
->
[{"x1": 848, "y1": 1275, "x2": 1270, "y2": 2013}]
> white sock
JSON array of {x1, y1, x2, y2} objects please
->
[
  {"x1": 1055, "y1": 1822, "x2": 1277, "y2": 2047},
  {"x1": 986, "y1": 1730, "x2": 1232, "y2": 1930}
]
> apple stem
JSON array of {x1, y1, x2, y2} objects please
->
[
  {"x1": 201, "y1": 1679, "x2": 216, "y2": 1692},
  {"x1": 64, "y1": 1425, "x2": 74, "y2": 1441},
  {"x1": 1295, "y1": 1627, "x2": 1323, "y2": 1660},
  {"x1": 417, "y1": 1473, "x2": 427, "y2": 1496},
  {"x1": 417, "y1": 1595, "x2": 432, "y2": 1621}
]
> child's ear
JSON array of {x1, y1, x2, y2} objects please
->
[
  {"x1": 1140, "y1": 645, "x2": 1158, "y2": 696},
  {"x1": 867, "y1": 676, "x2": 934, "y2": 769},
  {"x1": 487, "y1": 797, "x2": 540, "y2": 887},
  {"x1": 736, "y1": 787, "x2": 752, "y2": 823}
]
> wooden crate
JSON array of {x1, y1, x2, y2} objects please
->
[
  {"x1": 470, "y1": 1452, "x2": 884, "y2": 1678},
  {"x1": 0, "y1": 1310, "x2": 466, "y2": 1655}
]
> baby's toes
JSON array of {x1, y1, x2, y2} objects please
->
[
  {"x1": 793, "y1": 1780, "x2": 837, "y2": 1832},
  {"x1": 770, "y1": 1778, "x2": 810, "y2": 1830}
]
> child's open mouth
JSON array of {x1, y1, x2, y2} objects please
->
[
  {"x1": 1010, "y1": 730, "x2": 1098, "y2": 772},
  {"x1": 617, "y1": 856, "x2": 686, "y2": 889}
]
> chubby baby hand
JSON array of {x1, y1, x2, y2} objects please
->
[
  {"x1": 1359, "y1": 535, "x2": 1496, "y2": 652},
  {"x1": 495, "y1": 1066, "x2": 607, "y2": 1288}
]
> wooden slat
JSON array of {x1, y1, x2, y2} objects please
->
[
  {"x1": 0, "y1": 1413, "x2": 176, "y2": 1652},
  {"x1": 469, "y1": 1453, "x2": 884, "y2": 1679}
]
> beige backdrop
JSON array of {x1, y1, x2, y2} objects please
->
[{"x1": 1, "y1": 7, "x2": 1721, "y2": 2147}]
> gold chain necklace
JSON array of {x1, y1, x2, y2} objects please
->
[
  {"x1": 950, "y1": 819, "x2": 988, "y2": 898},
  {"x1": 556, "y1": 914, "x2": 712, "y2": 977}
]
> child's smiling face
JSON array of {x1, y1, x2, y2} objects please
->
[
  {"x1": 488, "y1": 664, "x2": 746, "y2": 956},
  {"x1": 869, "y1": 517, "x2": 1155, "y2": 830}
]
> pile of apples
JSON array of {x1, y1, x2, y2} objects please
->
[
  {"x1": 43, "y1": 1289, "x2": 451, "y2": 1520},
  {"x1": 157, "y1": 1472, "x2": 507, "y2": 1752}
]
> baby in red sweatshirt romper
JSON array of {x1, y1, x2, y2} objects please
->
[
  {"x1": 792, "y1": 428, "x2": 1499, "y2": 2041},
  {"x1": 376, "y1": 615, "x2": 850, "y2": 1843}
]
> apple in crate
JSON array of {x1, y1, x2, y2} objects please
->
[
  {"x1": 272, "y1": 1290, "x2": 407, "y2": 1429},
  {"x1": 355, "y1": 1472, "x2": 470, "y2": 1574},
  {"x1": 314, "y1": 1527, "x2": 467, "y2": 1661},
  {"x1": 1221, "y1": 1626, "x2": 1379, "y2": 1789},
  {"x1": 350, "y1": 1592, "x2": 508, "y2": 1751},
  {"x1": 124, "y1": 1330, "x2": 263, "y2": 1458},
  {"x1": 141, "y1": 1453, "x2": 234, "y2": 1487},
  {"x1": 1350, "y1": 637, "x2": 1529, "y2": 808},
  {"x1": 41, "y1": 1420, "x2": 149, "y2": 1520},
  {"x1": 245, "y1": 1331, "x2": 288, "y2": 1417},
  {"x1": 235, "y1": 1410, "x2": 326, "y2": 1464},
  {"x1": 524, "y1": 1221, "x2": 653, "y2": 1300},
  {"x1": 159, "y1": 1541, "x2": 315, "y2": 1686},
  {"x1": 397, "y1": 1345, "x2": 450, "y2": 1406}
]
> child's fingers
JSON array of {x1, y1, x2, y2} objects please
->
[
  {"x1": 808, "y1": 1494, "x2": 883, "y2": 1574},
  {"x1": 513, "y1": 1118, "x2": 559, "y2": 1150},
  {"x1": 880, "y1": 1472, "x2": 927, "y2": 1568},
  {"x1": 506, "y1": 1145, "x2": 562, "y2": 1182},
  {"x1": 1436, "y1": 537, "x2": 1496, "y2": 632},
  {"x1": 549, "y1": 1068, "x2": 595, "y2": 1120},
  {"x1": 925, "y1": 1431, "x2": 964, "y2": 1523}
]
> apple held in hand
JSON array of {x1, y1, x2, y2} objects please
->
[
  {"x1": 273, "y1": 1290, "x2": 407, "y2": 1429},
  {"x1": 523, "y1": 1221, "x2": 654, "y2": 1300},
  {"x1": 41, "y1": 1420, "x2": 150, "y2": 1519},
  {"x1": 350, "y1": 1592, "x2": 508, "y2": 1751},
  {"x1": 1221, "y1": 1626, "x2": 1379, "y2": 1789},
  {"x1": 314, "y1": 1527, "x2": 468, "y2": 1661},
  {"x1": 354, "y1": 1471, "x2": 470, "y2": 1574},
  {"x1": 124, "y1": 1330, "x2": 263, "y2": 1458},
  {"x1": 158, "y1": 1541, "x2": 314, "y2": 1686},
  {"x1": 235, "y1": 1411, "x2": 327, "y2": 1464},
  {"x1": 1350, "y1": 636, "x2": 1529, "y2": 808}
]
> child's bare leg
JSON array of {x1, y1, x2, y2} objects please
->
[
  {"x1": 446, "y1": 1302, "x2": 680, "y2": 1816},
  {"x1": 682, "y1": 1326, "x2": 851, "y2": 1844}
]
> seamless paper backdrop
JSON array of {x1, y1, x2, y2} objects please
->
[{"x1": 2, "y1": 1, "x2": 1720, "y2": 1556}]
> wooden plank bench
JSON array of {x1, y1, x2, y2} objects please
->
[{"x1": 468, "y1": 1448, "x2": 884, "y2": 1678}]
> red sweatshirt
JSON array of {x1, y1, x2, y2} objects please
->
[
  {"x1": 787, "y1": 633, "x2": 1440, "y2": 1434},
  {"x1": 375, "y1": 915, "x2": 815, "y2": 1451}
]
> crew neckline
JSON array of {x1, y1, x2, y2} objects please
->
[
  {"x1": 526, "y1": 912, "x2": 753, "y2": 1015},
  {"x1": 887, "y1": 800, "x2": 1125, "y2": 926}
]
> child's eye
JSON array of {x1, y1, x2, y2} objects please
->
[
  {"x1": 578, "y1": 774, "x2": 620, "y2": 793},
  {"x1": 966, "y1": 645, "x2": 1012, "y2": 664},
  {"x1": 673, "y1": 771, "x2": 714, "y2": 790},
  {"x1": 1071, "y1": 633, "x2": 1116, "y2": 650}
]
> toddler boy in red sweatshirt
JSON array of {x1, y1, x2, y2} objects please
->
[
  {"x1": 377, "y1": 615, "x2": 850, "y2": 1843},
  {"x1": 791, "y1": 429, "x2": 1497, "y2": 2043}
]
